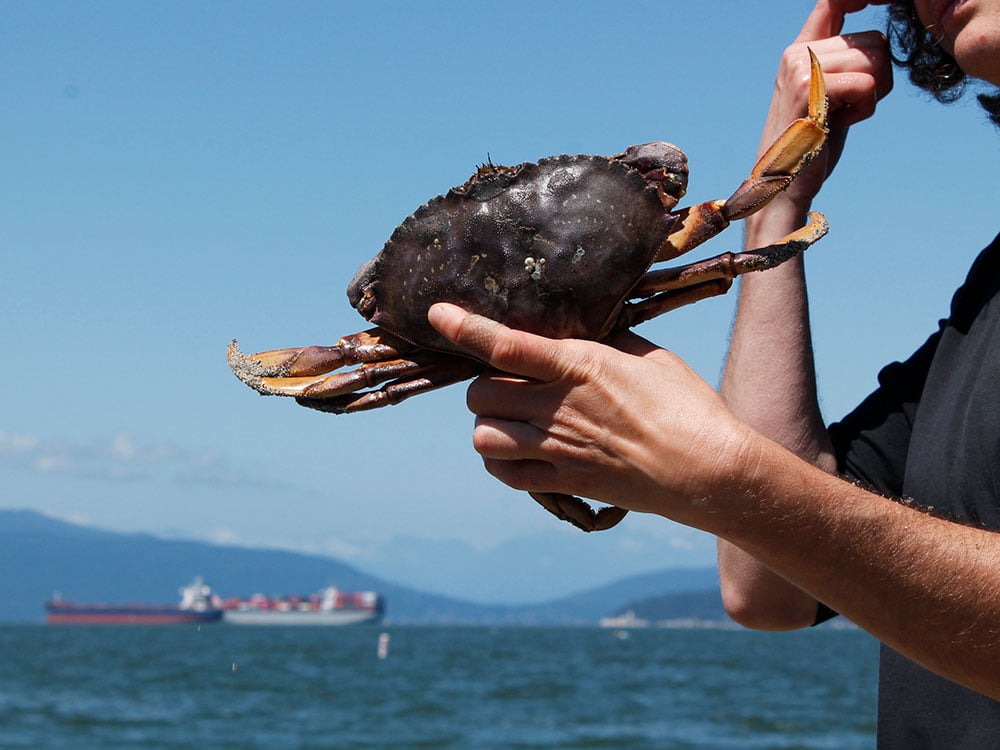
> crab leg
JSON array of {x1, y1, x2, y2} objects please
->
[
  {"x1": 530, "y1": 492, "x2": 629, "y2": 532},
  {"x1": 659, "y1": 49, "x2": 828, "y2": 260},
  {"x1": 297, "y1": 355, "x2": 484, "y2": 414},
  {"x1": 229, "y1": 330, "x2": 485, "y2": 413},
  {"x1": 625, "y1": 211, "x2": 828, "y2": 327}
]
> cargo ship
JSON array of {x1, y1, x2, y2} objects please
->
[
  {"x1": 220, "y1": 586, "x2": 384, "y2": 626},
  {"x1": 45, "y1": 577, "x2": 223, "y2": 625}
]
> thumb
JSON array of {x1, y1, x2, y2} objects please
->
[{"x1": 428, "y1": 302, "x2": 566, "y2": 382}]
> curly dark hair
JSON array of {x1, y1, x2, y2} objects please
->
[{"x1": 887, "y1": 2, "x2": 1000, "y2": 126}]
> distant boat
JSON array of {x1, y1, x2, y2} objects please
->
[
  {"x1": 45, "y1": 577, "x2": 223, "y2": 625},
  {"x1": 220, "y1": 586, "x2": 384, "y2": 626},
  {"x1": 598, "y1": 609, "x2": 650, "y2": 629}
]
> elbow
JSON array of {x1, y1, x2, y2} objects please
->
[{"x1": 720, "y1": 581, "x2": 818, "y2": 632}]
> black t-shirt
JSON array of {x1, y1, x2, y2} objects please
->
[{"x1": 828, "y1": 233, "x2": 1000, "y2": 748}]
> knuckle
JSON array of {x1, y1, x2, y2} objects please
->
[
  {"x1": 781, "y1": 45, "x2": 811, "y2": 74},
  {"x1": 490, "y1": 334, "x2": 525, "y2": 370},
  {"x1": 778, "y1": 46, "x2": 815, "y2": 95}
]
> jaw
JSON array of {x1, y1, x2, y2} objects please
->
[
  {"x1": 926, "y1": 0, "x2": 1000, "y2": 82},
  {"x1": 951, "y1": 7, "x2": 1000, "y2": 84}
]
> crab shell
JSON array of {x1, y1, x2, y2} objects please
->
[{"x1": 347, "y1": 152, "x2": 688, "y2": 358}]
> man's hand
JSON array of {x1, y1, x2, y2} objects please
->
[
  {"x1": 757, "y1": 0, "x2": 894, "y2": 216},
  {"x1": 428, "y1": 302, "x2": 756, "y2": 522}
]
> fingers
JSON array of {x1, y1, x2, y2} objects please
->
[
  {"x1": 797, "y1": 0, "x2": 851, "y2": 42},
  {"x1": 810, "y1": 40, "x2": 893, "y2": 148},
  {"x1": 466, "y1": 373, "x2": 546, "y2": 420},
  {"x1": 471, "y1": 417, "x2": 569, "y2": 495},
  {"x1": 829, "y1": 72, "x2": 885, "y2": 128},
  {"x1": 771, "y1": 30, "x2": 892, "y2": 147},
  {"x1": 784, "y1": 32, "x2": 892, "y2": 97},
  {"x1": 796, "y1": 0, "x2": 892, "y2": 43},
  {"x1": 428, "y1": 302, "x2": 567, "y2": 383},
  {"x1": 786, "y1": 0, "x2": 893, "y2": 115},
  {"x1": 482, "y1": 456, "x2": 560, "y2": 494},
  {"x1": 476, "y1": 430, "x2": 590, "y2": 499},
  {"x1": 473, "y1": 416, "x2": 545, "y2": 459}
]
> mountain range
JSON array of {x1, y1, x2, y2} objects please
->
[{"x1": 0, "y1": 508, "x2": 723, "y2": 624}]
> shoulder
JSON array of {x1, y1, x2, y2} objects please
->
[{"x1": 948, "y1": 232, "x2": 1000, "y2": 329}]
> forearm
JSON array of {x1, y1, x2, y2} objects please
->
[
  {"x1": 706, "y1": 439, "x2": 1000, "y2": 700},
  {"x1": 720, "y1": 0, "x2": 892, "y2": 463},
  {"x1": 709, "y1": 1, "x2": 896, "y2": 611},
  {"x1": 716, "y1": 535, "x2": 821, "y2": 630},
  {"x1": 717, "y1": 195, "x2": 838, "y2": 627},
  {"x1": 722, "y1": 199, "x2": 834, "y2": 466}
]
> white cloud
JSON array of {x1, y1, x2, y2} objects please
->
[
  {"x1": 0, "y1": 428, "x2": 268, "y2": 488},
  {"x1": 208, "y1": 528, "x2": 244, "y2": 546},
  {"x1": 0, "y1": 432, "x2": 41, "y2": 455},
  {"x1": 41, "y1": 509, "x2": 94, "y2": 528},
  {"x1": 109, "y1": 432, "x2": 139, "y2": 461},
  {"x1": 35, "y1": 456, "x2": 75, "y2": 474},
  {"x1": 319, "y1": 537, "x2": 367, "y2": 561}
]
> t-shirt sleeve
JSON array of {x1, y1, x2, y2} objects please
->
[
  {"x1": 812, "y1": 324, "x2": 943, "y2": 626},
  {"x1": 827, "y1": 324, "x2": 944, "y2": 499}
]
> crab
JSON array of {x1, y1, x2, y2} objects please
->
[{"x1": 229, "y1": 50, "x2": 830, "y2": 533}]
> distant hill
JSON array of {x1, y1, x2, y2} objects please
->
[{"x1": 0, "y1": 509, "x2": 722, "y2": 625}]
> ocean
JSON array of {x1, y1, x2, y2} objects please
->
[{"x1": 0, "y1": 624, "x2": 878, "y2": 749}]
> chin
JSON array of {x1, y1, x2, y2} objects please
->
[
  {"x1": 948, "y1": 8, "x2": 1000, "y2": 85},
  {"x1": 954, "y1": 42, "x2": 1000, "y2": 86}
]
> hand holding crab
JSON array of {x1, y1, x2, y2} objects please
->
[
  {"x1": 229, "y1": 52, "x2": 831, "y2": 531},
  {"x1": 427, "y1": 303, "x2": 754, "y2": 527}
]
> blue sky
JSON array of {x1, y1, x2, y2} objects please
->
[{"x1": 3, "y1": 2, "x2": 998, "y2": 602}]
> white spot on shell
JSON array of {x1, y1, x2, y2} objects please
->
[{"x1": 524, "y1": 256, "x2": 546, "y2": 281}]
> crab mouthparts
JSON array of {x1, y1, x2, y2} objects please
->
[{"x1": 355, "y1": 288, "x2": 376, "y2": 318}]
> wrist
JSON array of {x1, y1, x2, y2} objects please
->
[
  {"x1": 743, "y1": 196, "x2": 813, "y2": 248},
  {"x1": 673, "y1": 421, "x2": 773, "y2": 535}
]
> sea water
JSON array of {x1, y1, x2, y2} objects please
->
[{"x1": 0, "y1": 625, "x2": 877, "y2": 749}]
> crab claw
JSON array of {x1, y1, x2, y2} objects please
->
[
  {"x1": 227, "y1": 340, "x2": 355, "y2": 396},
  {"x1": 228, "y1": 341, "x2": 349, "y2": 379},
  {"x1": 660, "y1": 48, "x2": 828, "y2": 259},
  {"x1": 228, "y1": 329, "x2": 420, "y2": 396},
  {"x1": 530, "y1": 492, "x2": 629, "y2": 532}
]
